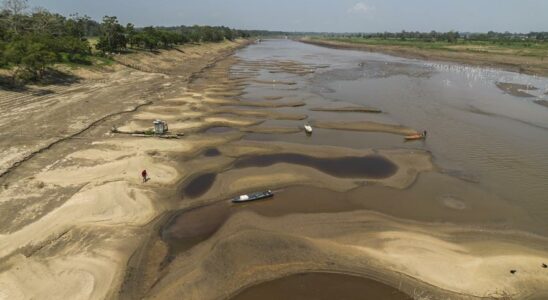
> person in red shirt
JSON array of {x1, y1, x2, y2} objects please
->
[{"x1": 141, "y1": 170, "x2": 147, "y2": 183}]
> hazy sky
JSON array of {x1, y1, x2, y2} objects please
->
[{"x1": 29, "y1": 0, "x2": 548, "y2": 33}]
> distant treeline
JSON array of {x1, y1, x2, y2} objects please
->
[
  {"x1": 0, "y1": 0, "x2": 254, "y2": 83},
  {"x1": 97, "y1": 20, "x2": 250, "y2": 53},
  {"x1": 324, "y1": 31, "x2": 548, "y2": 43}
]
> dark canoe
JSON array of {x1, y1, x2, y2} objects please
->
[{"x1": 232, "y1": 190, "x2": 274, "y2": 203}]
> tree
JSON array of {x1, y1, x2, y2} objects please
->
[
  {"x1": 140, "y1": 27, "x2": 160, "y2": 50},
  {"x1": 4, "y1": 37, "x2": 57, "y2": 80},
  {"x1": 2, "y1": 0, "x2": 27, "y2": 15},
  {"x1": 96, "y1": 16, "x2": 126, "y2": 53},
  {"x1": 2, "y1": 0, "x2": 28, "y2": 33},
  {"x1": 446, "y1": 31, "x2": 458, "y2": 43},
  {"x1": 126, "y1": 23, "x2": 136, "y2": 48},
  {"x1": 30, "y1": 8, "x2": 65, "y2": 36}
]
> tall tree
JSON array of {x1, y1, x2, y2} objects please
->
[
  {"x1": 126, "y1": 23, "x2": 136, "y2": 48},
  {"x1": 2, "y1": 0, "x2": 28, "y2": 33},
  {"x1": 96, "y1": 15, "x2": 126, "y2": 53}
]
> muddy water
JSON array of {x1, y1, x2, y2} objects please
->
[
  {"x1": 183, "y1": 173, "x2": 217, "y2": 198},
  {"x1": 234, "y1": 153, "x2": 397, "y2": 178},
  {"x1": 203, "y1": 148, "x2": 221, "y2": 157},
  {"x1": 235, "y1": 39, "x2": 548, "y2": 228},
  {"x1": 230, "y1": 273, "x2": 412, "y2": 300},
  {"x1": 204, "y1": 126, "x2": 238, "y2": 134},
  {"x1": 165, "y1": 179, "x2": 539, "y2": 257},
  {"x1": 157, "y1": 39, "x2": 548, "y2": 298}
]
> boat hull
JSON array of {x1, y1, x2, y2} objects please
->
[
  {"x1": 405, "y1": 134, "x2": 424, "y2": 141},
  {"x1": 232, "y1": 191, "x2": 274, "y2": 203}
]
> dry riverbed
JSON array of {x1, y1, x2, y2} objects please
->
[{"x1": 1, "y1": 38, "x2": 547, "y2": 300}]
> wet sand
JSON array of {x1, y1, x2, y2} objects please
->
[
  {"x1": 535, "y1": 100, "x2": 548, "y2": 108},
  {"x1": 495, "y1": 82, "x2": 537, "y2": 97}
]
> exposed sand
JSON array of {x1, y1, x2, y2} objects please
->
[
  {"x1": 2, "y1": 38, "x2": 547, "y2": 300},
  {"x1": 495, "y1": 82, "x2": 537, "y2": 98},
  {"x1": 534, "y1": 100, "x2": 548, "y2": 108},
  {"x1": 0, "y1": 41, "x2": 251, "y2": 300},
  {"x1": 314, "y1": 120, "x2": 419, "y2": 136},
  {"x1": 148, "y1": 210, "x2": 548, "y2": 299}
]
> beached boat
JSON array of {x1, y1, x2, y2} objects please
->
[
  {"x1": 304, "y1": 124, "x2": 313, "y2": 134},
  {"x1": 232, "y1": 190, "x2": 274, "y2": 203},
  {"x1": 405, "y1": 134, "x2": 425, "y2": 141}
]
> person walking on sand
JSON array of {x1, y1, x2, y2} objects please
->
[{"x1": 141, "y1": 169, "x2": 147, "y2": 183}]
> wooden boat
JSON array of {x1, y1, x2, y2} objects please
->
[
  {"x1": 304, "y1": 124, "x2": 313, "y2": 134},
  {"x1": 405, "y1": 134, "x2": 425, "y2": 141},
  {"x1": 232, "y1": 190, "x2": 274, "y2": 203}
]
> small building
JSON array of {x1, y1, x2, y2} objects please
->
[{"x1": 153, "y1": 120, "x2": 168, "y2": 135}]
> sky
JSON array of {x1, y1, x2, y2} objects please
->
[{"x1": 29, "y1": 0, "x2": 548, "y2": 33}]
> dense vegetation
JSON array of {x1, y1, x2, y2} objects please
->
[
  {"x1": 314, "y1": 31, "x2": 548, "y2": 59},
  {"x1": 0, "y1": 0, "x2": 247, "y2": 84},
  {"x1": 325, "y1": 31, "x2": 548, "y2": 43}
]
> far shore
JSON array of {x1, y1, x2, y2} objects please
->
[{"x1": 300, "y1": 37, "x2": 548, "y2": 77}]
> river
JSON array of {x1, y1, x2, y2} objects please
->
[{"x1": 149, "y1": 39, "x2": 548, "y2": 299}]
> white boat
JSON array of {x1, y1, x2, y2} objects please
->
[
  {"x1": 232, "y1": 190, "x2": 274, "y2": 203},
  {"x1": 304, "y1": 124, "x2": 313, "y2": 134}
]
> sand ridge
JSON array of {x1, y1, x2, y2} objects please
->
[
  {"x1": 147, "y1": 210, "x2": 548, "y2": 299},
  {"x1": 0, "y1": 41, "x2": 252, "y2": 300}
]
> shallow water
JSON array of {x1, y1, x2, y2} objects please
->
[
  {"x1": 159, "y1": 39, "x2": 548, "y2": 298},
  {"x1": 204, "y1": 126, "x2": 238, "y2": 134},
  {"x1": 183, "y1": 173, "x2": 217, "y2": 198},
  {"x1": 234, "y1": 39, "x2": 548, "y2": 228},
  {"x1": 234, "y1": 153, "x2": 397, "y2": 178},
  {"x1": 203, "y1": 148, "x2": 221, "y2": 157},
  {"x1": 230, "y1": 272, "x2": 412, "y2": 300}
]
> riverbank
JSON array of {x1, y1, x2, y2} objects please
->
[
  {"x1": 300, "y1": 37, "x2": 548, "y2": 77},
  {"x1": 0, "y1": 39, "x2": 252, "y2": 299}
]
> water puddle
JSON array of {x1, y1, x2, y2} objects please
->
[
  {"x1": 204, "y1": 126, "x2": 238, "y2": 134},
  {"x1": 162, "y1": 201, "x2": 230, "y2": 254},
  {"x1": 183, "y1": 173, "x2": 217, "y2": 198},
  {"x1": 230, "y1": 272, "x2": 411, "y2": 300},
  {"x1": 233, "y1": 153, "x2": 397, "y2": 178},
  {"x1": 203, "y1": 148, "x2": 221, "y2": 157}
]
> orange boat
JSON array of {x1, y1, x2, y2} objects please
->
[{"x1": 405, "y1": 134, "x2": 425, "y2": 141}]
